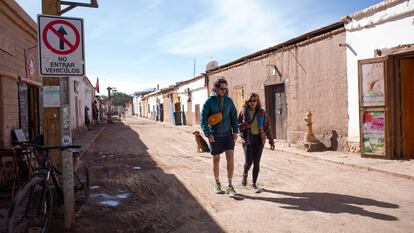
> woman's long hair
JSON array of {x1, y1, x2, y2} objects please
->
[{"x1": 243, "y1": 93, "x2": 262, "y2": 110}]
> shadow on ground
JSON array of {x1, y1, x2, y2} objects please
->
[
  {"x1": 239, "y1": 189, "x2": 399, "y2": 221},
  {"x1": 50, "y1": 120, "x2": 224, "y2": 233}
]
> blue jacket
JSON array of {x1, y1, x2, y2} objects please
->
[{"x1": 200, "y1": 92, "x2": 239, "y2": 137}]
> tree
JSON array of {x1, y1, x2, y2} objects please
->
[{"x1": 111, "y1": 92, "x2": 132, "y2": 108}]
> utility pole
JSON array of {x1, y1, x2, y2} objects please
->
[
  {"x1": 107, "y1": 87, "x2": 115, "y2": 124},
  {"x1": 193, "y1": 58, "x2": 196, "y2": 77},
  {"x1": 41, "y1": 0, "x2": 98, "y2": 229}
]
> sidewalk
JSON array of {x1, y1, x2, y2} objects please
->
[
  {"x1": 73, "y1": 123, "x2": 106, "y2": 157},
  {"x1": 132, "y1": 116, "x2": 414, "y2": 181}
]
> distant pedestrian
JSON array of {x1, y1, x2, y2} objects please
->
[
  {"x1": 201, "y1": 77, "x2": 239, "y2": 197},
  {"x1": 92, "y1": 100, "x2": 99, "y2": 121},
  {"x1": 85, "y1": 106, "x2": 91, "y2": 129},
  {"x1": 238, "y1": 93, "x2": 274, "y2": 192}
]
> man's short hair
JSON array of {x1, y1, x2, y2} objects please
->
[{"x1": 214, "y1": 77, "x2": 227, "y2": 89}]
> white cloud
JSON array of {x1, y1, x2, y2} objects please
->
[{"x1": 158, "y1": 0, "x2": 295, "y2": 55}]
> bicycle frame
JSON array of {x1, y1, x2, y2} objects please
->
[{"x1": 7, "y1": 142, "x2": 83, "y2": 233}]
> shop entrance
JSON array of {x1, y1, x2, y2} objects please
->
[{"x1": 358, "y1": 50, "x2": 414, "y2": 159}]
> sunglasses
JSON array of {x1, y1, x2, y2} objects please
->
[{"x1": 219, "y1": 87, "x2": 228, "y2": 91}]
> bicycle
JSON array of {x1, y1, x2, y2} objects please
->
[{"x1": 6, "y1": 143, "x2": 90, "y2": 233}]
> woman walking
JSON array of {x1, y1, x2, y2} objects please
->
[{"x1": 238, "y1": 93, "x2": 275, "y2": 192}]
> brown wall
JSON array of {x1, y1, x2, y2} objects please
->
[
  {"x1": 0, "y1": 0, "x2": 40, "y2": 148},
  {"x1": 0, "y1": 77, "x2": 19, "y2": 148},
  {"x1": 208, "y1": 28, "x2": 349, "y2": 150},
  {"x1": 163, "y1": 94, "x2": 173, "y2": 124},
  {"x1": 141, "y1": 99, "x2": 149, "y2": 118}
]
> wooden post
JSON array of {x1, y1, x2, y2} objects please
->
[
  {"x1": 107, "y1": 87, "x2": 113, "y2": 124},
  {"x1": 42, "y1": 0, "x2": 75, "y2": 229}
]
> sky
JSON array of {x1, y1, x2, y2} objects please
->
[{"x1": 16, "y1": 0, "x2": 383, "y2": 95}]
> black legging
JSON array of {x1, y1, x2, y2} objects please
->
[{"x1": 243, "y1": 134, "x2": 264, "y2": 184}]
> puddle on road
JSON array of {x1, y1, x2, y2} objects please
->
[
  {"x1": 99, "y1": 153, "x2": 116, "y2": 159},
  {"x1": 116, "y1": 193, "x2": 129, "y2": 199},
  {"x1": 99, "y1": 200, "x2": 120, "y2": 207},
  {"x1": 89, "y1": 187, "x2": 130, "y2": 207}
]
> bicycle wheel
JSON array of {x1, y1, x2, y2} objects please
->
[
  {"x1": 73, "y1": 161, "x2": 90, "y2": 216},
  {"x1": 7, "y1": 177, "x2": 53, "y2": 233}
]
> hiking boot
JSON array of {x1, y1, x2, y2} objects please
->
[
  {"x1": 242, "y1": 174, "x2": 247, "y2": 186},
  {"x1": 226, "y1": 185, "x2": 237, "y2": 197},
  {"x1": 214, "y1": 183, "x2": 224, "y2": 194}
]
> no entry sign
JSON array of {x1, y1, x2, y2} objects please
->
[{"x1": 38, "y1": 15, "x2": 84, "y2": 76}]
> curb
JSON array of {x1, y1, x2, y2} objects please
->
[
  {"x1": 79, "y1": 124, "x2": 106, "y2": 158},
  {"x1": 131, "y1": 116, "x2": 414, "y2": 181},
  {"x1": 273, "y1": 148, "x2": 414, "y2": 181}
]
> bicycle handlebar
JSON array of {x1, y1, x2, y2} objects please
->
[{"x1": 14, "y1": 141, "x2": 81, "y2": 152}]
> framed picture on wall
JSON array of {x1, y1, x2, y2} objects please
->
[
  {"x1": 361, "y1": 62, "x2": 385, "y2": 107},
  {"x1": 362, "y1": 110, "x2": 385, "y2": 155}
]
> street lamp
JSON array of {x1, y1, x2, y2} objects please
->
[{"x1": 107, "y1": 87, "x2": 116, "y2": 124}]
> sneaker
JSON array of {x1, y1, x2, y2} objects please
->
[
  {"x1": 214, "y1": 183, "x2": 224, "y2": 194},
  {"x1": 252, "y1": 184, "x2": 262, "y2": 193},
  {"x1": 226, "y1": 185, "x2": 237, "y2": 197},
  {"x1": 242, "y1": 174, "x2": 247, "y2": 186}
]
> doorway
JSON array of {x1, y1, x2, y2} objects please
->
[
  {"x1": 400, "y1": 58, "x2": 414, "y2": 159},
  {"x1": 75, "y1": 96, "x2": 79, "y2": 132},
  {"x1": 194, "y1": 104, "x2": 200, "y2": 125},
  {"x1": 159, "y1": 103, "x2": 164, "y2": 122},
  {"x1": 265, "y1": 83, "x2": 287, "y2": 140},
  {"x1": 28, "y1": 86, "x2": 40, "y2": 140}
]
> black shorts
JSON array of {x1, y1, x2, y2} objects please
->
[{"x1": 209, "y1": 134, "x2": 235, "y2": 156}]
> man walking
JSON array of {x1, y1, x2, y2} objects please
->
[{"x1": 201, "y1": 77, "x2": 239, "y2": 197}]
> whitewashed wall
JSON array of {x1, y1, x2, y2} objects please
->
[
  {"x1": 177, "y1": 77, "x2": 207, "y2": 112},
  {"x1": 69, "y1": 77, "x2": 94, "y2": 134}
]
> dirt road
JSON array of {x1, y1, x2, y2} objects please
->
[{"x1": 51, "y1": 117, "x2": 414, "y2": 233}]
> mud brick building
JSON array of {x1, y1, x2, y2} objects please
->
[
  {"x1": 207, "y1": 22, "x2": 348, "y2": 151},
  {"x1": 0, "y1": 0, "x2": 42, "y2": 148}
]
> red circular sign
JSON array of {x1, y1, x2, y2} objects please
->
[{"x1": 42, "y1": 20, "x2": 80, "y2": 55}]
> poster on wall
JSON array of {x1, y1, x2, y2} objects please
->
[
  {"x1": 18, "y1": 83, "x2": 29, "y2": 139},
  {"x1": 361, "y1": 62, "x2": 385, "y2": 106},
  {"x1": 362, "y1": 111, "x2": 385, "y2": 155},
  {"x1": 43, "y1": 86, "x2": 60, "y2": 107}
]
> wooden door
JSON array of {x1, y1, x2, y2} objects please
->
[
  {"x1": 265, "y1": 84, "x2": 287, "y2": 140},
  {"x1": 401, "y1": 58, "x2": 414, "y2": 159},
  {"x1": 28, "y1": 86, "x2": 40, "y2": 140},
  {"x1": 265, "y1": 85, "x2": 276, "y2": 137},
  {"x1": 174, "y1": 102, "x2": 181, "y2": 112},
  {"x1": 195, "y1": 104, "x2": 200, "y2": 125},
  {"x1": 159, "y1": 104, "x2": 164, "y2": 122},
  {"x1": 275, "y1": 85, "x2": 287, "y2": 140}
]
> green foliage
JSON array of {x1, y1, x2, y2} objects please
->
[{"x1": 111, "y1": 92, "x2": 132, "y2": 107}]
